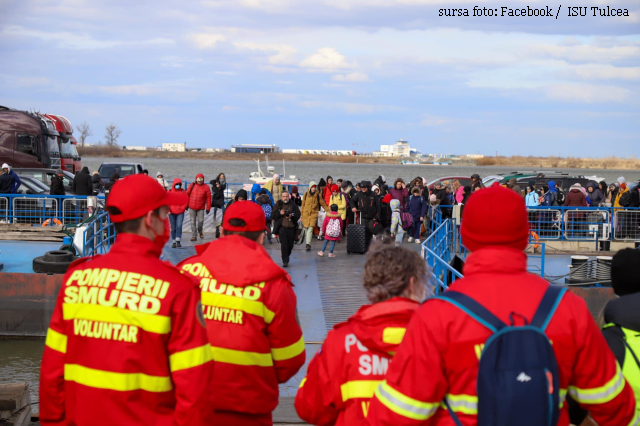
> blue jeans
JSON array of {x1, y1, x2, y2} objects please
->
[
  {"x1": 169, "y1": 213, "x2": 184, "y2": 241},
  {"x1": 321, "y1": 239, "x2": 336, "y2": 254},
  {"x1": 395, "y1": 231, "x2": 405, "y2": 245},
  {"x1": 411, "y1": 218, "x2": 422, "y2": 239}
]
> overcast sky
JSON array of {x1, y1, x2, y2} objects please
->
[{"x1": 0, "y1": 0, "x2": 638, "y2": 156}]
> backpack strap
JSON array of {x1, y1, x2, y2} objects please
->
[
  {"x1": 530, "y1": 285, "x2": 567, "y2": 331},
  {"x1": 437, "y1": 291, "x2": 506, "y2": 332}
]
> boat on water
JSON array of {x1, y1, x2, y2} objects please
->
[{"x1": 243, "y1": 159, "x2": 299, "y2": 191}]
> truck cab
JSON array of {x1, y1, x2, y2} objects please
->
[
  {"x1": 0, "y1": 107, "x2": 60, "y2": 169},
  {"x1": 45, "y1": 114, "x2": 80, "y2": 173},
  {"x1": 98, "y1": 162, "x2": 145, "y2": 184}
]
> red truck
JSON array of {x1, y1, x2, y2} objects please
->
[
  {"x1": 0, "y1": 107, "x2": 62, "y2": 169},
  {"x1": 44, "y1": 114, "x2": 82, "y2": 173}
]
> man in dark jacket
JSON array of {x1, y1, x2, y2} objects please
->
[
  {"x1": 508, "y1": 177, "x2": 523, "y2": 197},
  {"x1": 104, "y1": 173, "x2": 119, "y2": 202},
  {"x1": 91, "y1": 172, "x2": 103, "y2": 195},
  {"x1": 272, "y1": 191, "x2": 300, "y2": 267},
  {"x1": 349, "y1": 180, "x2": 380, "y2": 249},
  {"x1": 72, "y1": 166, "x2": 93, "y2": 196},
  {"x1": 0, "y1": 163, "x2": 21, "y2": 194},
  {"x1": 50, "y1": 170, "x2": 66, "y2": 196}
]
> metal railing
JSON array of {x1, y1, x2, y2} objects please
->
[
  {"x1": 422, "y1": 218, "x2": 463, "y2": 294},
  {"x1": 81, "y1": 211, "x2": 116, "y2": 256},
  {"x1": 0, "y1": 194, "x2": 104, "y2": 225},
  {"x1": 613, "y1": 209, "x2": 640, "y2": 241}
]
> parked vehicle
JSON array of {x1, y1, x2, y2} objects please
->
[
  {"x1": 98, "y1": 162, "x2": 145, "y2": 184},
  {"x1": 14, "y1": 168, "x2": 75, "y2": 193},
  {"x1": 0, "y1": 107, "x2": 62, "y2": 169},
  {"x1": 426, "y1": 176, "x2": 473, "y2": 190},
  {"x1": 44, "y1": 114, "x2": 82, "y2": 173},
  {"x1": 514, "y1": 175, "x2": 594, "y2": 192}
]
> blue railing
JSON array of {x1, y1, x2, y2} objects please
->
[
  {"x1": 0, "y1": 193, "x2": 104, "y2": 225},
  {"x1": 81, "y1": 211, "x2": 116, "y2": 256},
  {"x1": 422, "y1": 218, "x2": 463, "y2": 294}
]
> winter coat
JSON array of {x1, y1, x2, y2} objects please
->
[
  {"x1": 388, "y1": 187, "x2": 409, "y2": 209},
  {"x1": 631, "y1": 187, "x2": 640, "y2": 207},
  {"x1": 366, "y1": 247, "x2": 638, "y2": 426},
  {"x1": 72, "y1": 166, "x2": 93, "y2": 196},
  {"x1": 295, "y1": 297, "x2": 419, "y2": 426},
  {"x1": 455, "y1": 187, "x2": 464, "y2": 204},
  {"x1": 301, "y1": 182, "x2": 328, "y2": 228},
  {"x1": 329, "y1": 192, "x2": 347, "y2": 220},
  {"x1": 263, "y1": 179, "x2": 283, "y2": 201},
  {"x1": 389, "y1": 199, "x2": 404, "y2": 235},
  {"x1": 213, "y1": 174, "x2": 227, "y2": 191},
  {"x1": 407, "y1": 194, "x2": 427, "y2": 219},
  {"x1": 614, "y1": 186, "x2": 630, "y2": 208},
  {"x1": 321, "y1": 211, "x2": 343, "y2": 242},
  {"x1": 379, "y1": 196, "x2": 392, "y2": 229},
  {"x1": 322, "y1": 185, "x2": 334, "y2": 206},
  {"x1": 509, "y1": 177, "x2": 523, "y2": 197},
  {"x1": 587, "y1": 183, "x2": 604, "y2": 206},
  {"x1": 273, "y1": 200, "x2": 301, "y2": 230},
  {"x1": 564, "y1": 188, "x2": 587, "y2": 207},
  {"x1": 525, "y1": 191, "x2": 539, "y2": 207},
  {"x1": 178, "y1": 235, "x2": 304, "y2": 417},
  {"x1": 169, "y1": 179, "x2": 187, "y2": 215},
  {"x1": 0, "y1": 164, "x2": 21, "y2": 193},
  {"x1": 91, "y1": 173, "x2": 104, "y2": 195},
  {"x1": 349, "y1": 189, "x2": 381, "y2": 220},
  {"x1": 210, "y1": 180, "x2": 225, "y2": 209},
  {"x1": 50, "y1": 175, "x2": 66, "y2": 196},
  {"x1": 186, "y1": 174, "x2": 212, "y2": 211},
  {"x1": 433, "y1": 188, "x2": 448, "y2": 205}
]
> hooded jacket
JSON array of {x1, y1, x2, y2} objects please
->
[
  {"x1": 301, "y1": 181, "x2": 328, "y2": 228},
  {"x1": 587, "y1": 182, "x2": 604, "y2": 206},
  {"x1": 169, "y1": 179, "x2": 188, "y2": 215},
  {"x1": 91, "y1": 172, "x2": 104, "y2": 195},
  {"x1": 156, "y1": 172, "x2": 169, "y2": 190},
  {"x1": 614, "y1": 185, "x2": 630, "y2": 208},
  {"x1": 366, "y1": 247, "x2": 638, "y2": 426},
  {"x1": 389, "y1": 199, "x2": 404, "y2": 235},
  {"x1": 264, "y1": 178, "x2": 283, "y2": 201},
  {"x1": 210, "y1": 180, "x2": 225, "y2": 209},
  {"x1": 186, "y1": 174, "x2": 212, "y2": 211},
  {"x1": 389, "y1": 179, "x2": 409, "y2": 209},
  {"x1": 50, "y1": 175, "x2": 66, "y2": 196},
  {"x1": 329, "y1": 188, "x2": 347, "y2": 220},
  {"x1": 509, "y1": 177, "x2": 523, "y2": 197},
  {"x1": 0, "y1": 163, "x2": 21, "y2": 194},
  {"x1": 178, "y1": 236, "x2": 305, "y2": 416},
  {"x1": 564, "y1": 187, "x2": 588, "y2": 207},
  {"x1": 295, "y1": 297, "x2": 419, "y2": 426},
  {"x1": 72, "y1": 166, "x2": 93, "y2": 196},
  {"x1": 407, "y1": 192, "x2": 427, "y2": 219},
  {"x1": 39, "y1": 234, "x2": 215, "y2": 426}
]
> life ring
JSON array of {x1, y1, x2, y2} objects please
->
[
  {"x1": 530, "y1": 230, "x2": 540, "y2": 249},
  {"x1": 43, "y1": 218, "x2": 63, "y2": 226}
]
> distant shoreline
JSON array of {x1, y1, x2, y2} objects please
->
[{"x1": 77, "y1": 147, "x2": 640, "y2": 170}]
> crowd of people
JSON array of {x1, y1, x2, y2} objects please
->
[{"x1": 38, "y1": 174, "x2": 640, "y2": 426}]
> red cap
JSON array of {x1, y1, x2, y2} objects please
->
[
  {"x1": 106, "y1": 174, "x2": 187, "y2": 223},
  {"x1": 223, "y1": 201, "x2": 267, "y2": 232},
  {"x1": 461, "y1": 185, "x2": 529, "y2": 252}
]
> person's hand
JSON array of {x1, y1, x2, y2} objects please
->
[
  {"x1": 420, "y1": 217, "x2": 424, "y2": 222},
  {"x1": 391, "y1": 234, "x2": 395, "y2": 238},
  {"x1": 280, "y1": 210, "x2": 285, "y2": 215},
  {"x1": 402, "y1": 183, "x2": 406, "y2": 188},
  {"x1": 351, "y1": 207, "x2": 357, "y2": 213},
  {"x1": 206, "y1": 210, "x2": 210, "y2": 215}
]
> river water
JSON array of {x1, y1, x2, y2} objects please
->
[
  {"x1": 83, "y1": 157, "x2": 640, "y2": 187},
  {"x1": 3, "y1": 157, "x2": 639, "y2": 414}
]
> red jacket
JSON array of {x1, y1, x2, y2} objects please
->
[
  {"x1": 39, "y1": 234, "x2": 215, "y2": 426},
  {"x1": 296, "y1": 298, "x2": 419, "y2": 426},
  {"x1": 187, "y1": 174, "x2": 212, "y2": 211},
  {"x1": 169, "y1": 178, "x2": 188, "y2": 215},
  {"x1": 323, "y1": 184, "x2": 337, "y2": 206},
  {"x1": 367, "y1": 247, "x2": 638, "y2": 426},
  {"x1": 178, "y1": 235, "x2": 305, "y2": 415},
  {"x1": 321, "y1": 211, "x2": 343, "y2": 242}
]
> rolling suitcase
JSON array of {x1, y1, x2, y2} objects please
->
[{"x1": 347, "y1": 212, "x2": 367, "y2": 254}]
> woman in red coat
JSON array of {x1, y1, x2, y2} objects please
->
[
  {"x1": 168, "y1": 178, "x2": 188, "y2": 247},
  {"x1": 295, "y1": 244, "x2": 428, "y2": 425}
]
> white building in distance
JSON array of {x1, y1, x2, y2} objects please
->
[
  {"x1": 123, "y1": 146, "x2": 148, "y2": 151},
  {"x1": 466, "y1": 154, "x2": 485, "y2": 159},
  {"x1": 374, "y1": 140, "x2": 412, "y2": 157},
  {"x1": 162, "y1": 142, "x2": 186, "y2": 152}
]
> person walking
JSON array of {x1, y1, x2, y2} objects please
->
[
  {"x1": 211, "y1": 179, "x2": 226, "y2": 222},
  {"x1": 256, "y1": 189, "x2": 274, "y2": 244},
  {"x1": 322, "y1": 176, "x2": 335, "y2": 205},
  {"x1": 178, "y1": 201, "x2": 305, "y2": 425},
  {"x1": 328, "y1": 184, "x2": 346, "y2": 227},
  {"x1": 349, "y1": 181, "x2": 380, "y2": 251},
  {"x1": 389, "y1": 199, "x2": 405, "y2": 246},
  {"x1": 0, "y1": 163, "x2": 21, "y2": 193},
  {"x1": 389, "y1": 178, "x2": 409, "y2": 209},
  {"x1": 50, "y1": 169, "x2": 66, "y2": 196},
  {"x1": 91, "y1": 171, "x2": 104, "y2": 195},
  {"x1": 264, "y1": 174, "x2": 283, "y2": 202},
  {"x1": 296, "y1": 244, "x2": 426, "y2": 425},
  {"x1": 318, "y1": 204, "x2": 342, "y2": 257},
  {"x1": 301, "y1": 181, "x2": 328, "y2": 251},
  {"x1": 39, "y1": 174, "x2": 215, "y2": 426},
  {"x1": 407, "y1": 187, "x2": 427, "y2": 244},
  {"x1": 169, "y1": 179, "x2": 187, "y2": 248},
  {"x1": 366, "y1": 185, "x2": 638, "y2": 426},
  {"x1": 72, "y1": 166, "x2": 93, "y2": 196},
  {"x1": 272, "y1": 191, "x2": 300, "y2": 267},
  {"x1": 186, "y1": 173, "x2": 211, "y2": 241}
]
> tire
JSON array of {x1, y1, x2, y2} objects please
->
[
  {"x1": 33, "y1": 256, "x2": 75, "y2": 274},
  {"x1": 43, "y1": 250, "x2": 74, "y2": 263},
  {"x1": 59, "y1": 244, "x2": 78, "y2": 256}
]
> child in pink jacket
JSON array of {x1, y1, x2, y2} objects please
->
[{"x1": 318, "y1": 204, "x2": 342, "y2": 257}]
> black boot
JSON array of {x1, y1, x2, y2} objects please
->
[
  {"x1": 176, "y1": 241, "x2": 181, "y2": 248},
  {"x1": 306, "y1": 244, "x2": 311, "y2": 251},
  {"x1": 171, "y1": 242, "x2": 177, "y2": 248}
]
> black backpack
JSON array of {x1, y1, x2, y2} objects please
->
[
  {"x1": 618, "y1": 191, "x2": 632, "y2": 207},
  {"x1": 554, "y1": 188, "x2": 565, "y2": 205}
]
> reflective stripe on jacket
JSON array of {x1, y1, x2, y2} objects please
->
[
  {"x1": 39, "y1": 234, "x2": 215, "y2": 426},
  {"x1": 367, "y1": 246, "x2": 638, "y2": 426}
]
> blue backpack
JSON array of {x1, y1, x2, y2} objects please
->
[
  {"x1": 261, "y1": 203, "x2": 272, "y2": 220},
  {"x1": 438, "y1": 285, "x2": 566, "y2": 426}
]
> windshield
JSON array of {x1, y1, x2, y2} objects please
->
[
  {"x1": 70, "y1": 144, "x2": 79, "y2": 157},
  {"x1": 17, "y1": 178, "x2": 47, "y2": 195},
  {"x1": 60, "y1": 139, "x2": 73, "y2": 157},
  {"x1": 99, "y1": 164, "x2": 136, "y2": 178}
]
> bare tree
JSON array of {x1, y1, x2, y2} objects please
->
[
  {"x1": 76, "y1": 121, "x2": 93, "y2": 147},
  {"x1": 104, "y1": 124, "x2": 122, "y2": 147}
]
